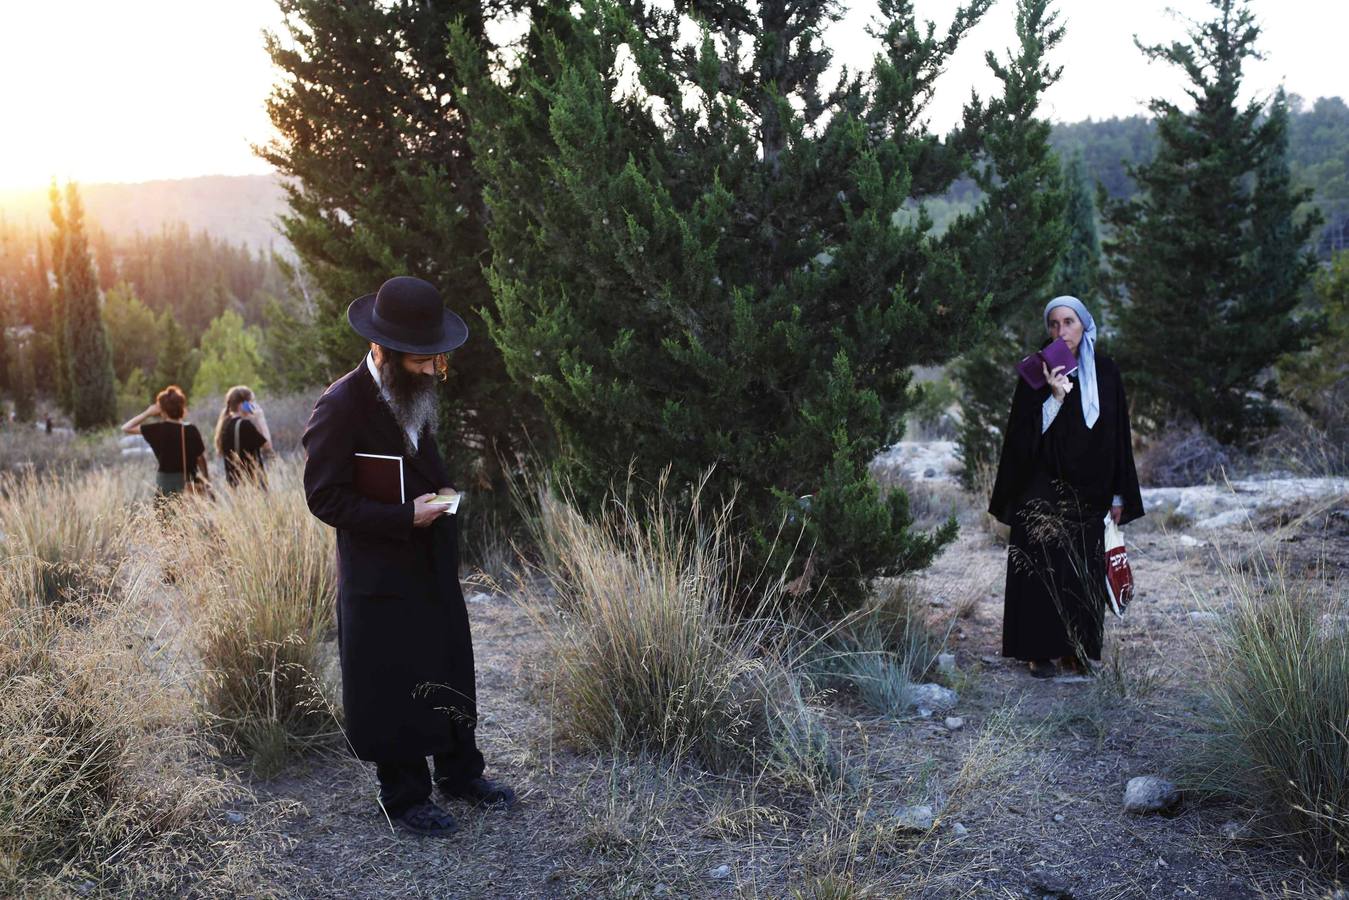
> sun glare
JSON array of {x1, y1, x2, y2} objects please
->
[{"x1": 0, "y1": 0, "x2": 282, "y2": 191}]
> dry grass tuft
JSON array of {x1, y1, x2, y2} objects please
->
[
  {"x1": 516, "y1": 471, "x2": 834, "y2": 786},
  {"x1": 167, "y1": 459, "x2": 341, "y2": 774},
  {"x1": 0, "y1": 466, "x2": 145, "y2": 609},
  {"x1": 0, "y1": 558, "x2": 245, "y2": 895}
]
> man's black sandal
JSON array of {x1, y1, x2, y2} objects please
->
[
  {"x1": 440, "y1": 776, "x2": 518, "y2": 808},
  {"x1": 394, "y1": 800, "x2": 459, "y2": 837}
]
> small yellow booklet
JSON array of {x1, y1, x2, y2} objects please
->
[{"x1": 429, "y1": 490, "x2": 461, "y2": 514}]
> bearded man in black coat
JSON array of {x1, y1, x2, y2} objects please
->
[{"x1": 302, "y1": 276, "x2": 516, "y2": 837}]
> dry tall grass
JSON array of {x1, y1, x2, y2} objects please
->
[
  {"x1": 167, "y1": 459, "x2": 341, "y2": 774},
  {"x1": 0, "y1": 466, "x2": 145, "y2": 608},
  {"x1": 518, "y1": 473, "x2": 833, "y2": 784},
  {"x1": 1199, "y1": 547, "x2": 1349, "y2": 877},
  {"x1": 0, "y1": 556, "x2": 243, "y2": 894}
]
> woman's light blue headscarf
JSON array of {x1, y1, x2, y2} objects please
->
[{"x1": 1043, "y1": 295, "x2": 1099, "y2": 429}]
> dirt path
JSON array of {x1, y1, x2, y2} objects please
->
[{"x1": 236, "y1": 508, "x2": 1344, "y2": 899}]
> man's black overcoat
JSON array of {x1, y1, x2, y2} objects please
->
[{"x1": 302, "y1": 363, "x2": 476, "y2": 761}]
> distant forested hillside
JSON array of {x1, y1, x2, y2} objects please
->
[
  {"x1": 1049, "y1": 95, "x2": 1348, "y2": 256},
  {"x1": 0, "y1": 175, "x2": 287, "y2": 253}
]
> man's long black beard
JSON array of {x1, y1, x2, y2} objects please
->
[{"x1": 377, "y1": 356, "x2": 440, "y2": 455}]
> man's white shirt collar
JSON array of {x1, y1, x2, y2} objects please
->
[{"x1": 366, "y1": 351, "x2": 419, "y2": 452}]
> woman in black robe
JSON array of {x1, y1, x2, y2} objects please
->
[{"x1": 988, "y1": 296, "x2": 1144, "y2": 677}]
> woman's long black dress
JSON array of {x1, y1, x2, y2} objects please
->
[{"x1": 988, "y1": 353, "x2": 1144, "y2": 661}]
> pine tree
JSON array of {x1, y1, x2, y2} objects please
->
[
  {"x1": 1104, "y1": 0, "x2": 1319, "y2": 443},
  {"x1": 102, "y1": 281, "x2": 161, "y2": 382},
  {"x1": 155, "y1": 311, "x2": 198, "y2": 395},
  {"x1": 452, "y1": 0, "x2": 1066, "y2": 607},
  {"x1": 1054, "y1": 151, "x2": 1101, "y2": 301},
  {"x1": 259, "y1": 0, "x2": 543, "y2": 491},
  {"x1": 52, "y1": 184, "x2": 117, "y2": 430}
]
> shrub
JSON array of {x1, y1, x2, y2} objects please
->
[
  {"x1": 521, "y1": 473, "x2": 833, "y2": 785},
  {"x1": 1200, "y1": 551, "x2": 1349, "y2": 876},
  {"x1": 169, "y1": 459, "x2": 340, "y2": 774},
  {"x1": 1135, "y1": 424, "x2": 1234, "y2": 487}
]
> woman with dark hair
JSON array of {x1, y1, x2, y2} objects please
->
[
  {"x1": 214, "y1": 385, "x2": 272, "y2": 488},
  {"x1": 988, "y1": 296, "x2": 1144, "y2": 678},
  {"x1": 121, "y1": 385, "x2": 210, "y2": 497}
]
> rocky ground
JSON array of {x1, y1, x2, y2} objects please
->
[{"x1": 224, "y1": 446, "x2": 1347, "y2": 899}]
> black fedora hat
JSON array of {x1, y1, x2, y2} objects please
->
[{"x1": 347, "y1": 276, "x2": 469, "y2": 354}]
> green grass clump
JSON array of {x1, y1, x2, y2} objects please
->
[{"x1": 1201, "y1": 550, "x2": 1349, "y2": 877}]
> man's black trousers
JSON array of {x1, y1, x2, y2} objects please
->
[{"x1": 376, "y1": 727, "x2": 485, "y2": 817}]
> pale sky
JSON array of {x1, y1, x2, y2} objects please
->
[{"x1": 0, "y1": 0, "x2": 1341, "y2": 191}]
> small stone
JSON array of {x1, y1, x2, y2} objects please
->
[
  {"x1": 1178, "y1": 535, "x2": 1207, "y2": 548},
  {"x1": 467, "y1": 591, "x2": 493, "y2": 604},
  {"x1": 907, "y1": 682, "x2": 958, "y2": 711},
  {"x1": 1219, "y1": 820, "x2": 1250, "y2": 840},
  {"x1": 1053, "y1": 813, "x2": 1065, "y2": 823},
  {"x1": 944, "y1": 716, "x2": 964, "y2": 731},
  {"x1": 1188, "y1": 610, "x2": 1219, "y2": 623},
  {"x1": 951, "y1": 822, "x2": 969, "y2": 836},
  {"x1": 936, "y1": 653, "x2": 958, "y2": 674},
  {"x1": 709, "y1": 864, "x2": 731, "y2": 880},
  {"x1": 1123, "y1": 776, "x2": 1180, "y2": 815},
  {"x1": 917, "y1": 706, "x2": 933, "y2": 718},
  {"x1": 893, "y1": 804, "x2": 935, "y2": 832},
  {"x1": 225, "y1": 810, "x2": 245, "y2": 825},
  {"x1": 923, "y1": 467, "x2": 937, "y2": 478}
]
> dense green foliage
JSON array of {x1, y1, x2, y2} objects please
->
[
  {"x1": 1104, "y1": 0, "x2": 1318, "y2": 444},
  {"x1": 259, "y1": 0, "x2": 542, "y2": 489},
  {"x1": 453, "y1": 0, "x2": 1065, "y2": 607},
  {"x1": 49, "y1": 184, "x2": 117, "y2": 430},
  {"x1": 1277, "y1": 250, "x2": 1349, "y2": 442}
]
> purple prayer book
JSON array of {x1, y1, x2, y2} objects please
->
[{"x1": 1015, "y1": 338, "x2": 1078, "y2": 390}]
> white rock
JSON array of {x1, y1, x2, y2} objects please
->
[
  {"x1": 1052, "y1": 813, "x2": 1065, "y2": 823},
  {"x1": 936, "y1": 653, "x2": 958, "y2": 675},
  {"x1": 943, "y1": 716, "x2": 964, "y2": 731},
  {"x1": 951, "y1": 822, "x2": 969, "y2": 836},
  {"x1": 1188, "y1": 610, "x2": 1220, "y2": 623},
  {"x1": 1220, "y1": 820, "x2": 1250, "y2": 840},
  {"x1": 1123, "y1": 776, "x2": 1180, "y2": 814},
  {"x1": 1177, "y1": 535, "x2": 1207, "y2": 548},
  {"x1": 466, "y1": 592, "x2": 493, "y2": 604},
  {"x1": 893, "y1": 805, "x2": 935, "y2": 832},
  {"x1": 907, "y1": 682, "x2": 957, "y2": 711},
  {"x1": 709, "y1": 864, "x2": 731, "y2": 880}
]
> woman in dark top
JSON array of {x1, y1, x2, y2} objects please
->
[
  {"x1": 988, "y1": 296, "x2": 1144, "y2": 678},
  {"x1": 121, "y1": 385, "x2": 210, "y2": 497},
  {"x1": 213, "y1": 385, "x2": 273, "y2": 488}
]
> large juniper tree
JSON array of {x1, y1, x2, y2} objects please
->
[
  {"x1": 259, "y1": 0, "x2": 544, "y2": 487},
  {"x1": 50, "y1": 184, "x2": 117, "y2": 430},
  {"x1": 453, "y1": 0, "x2": 1066, "y2": 607},
  {"x1": 1104, "y1": 0, "x2": 1318, "y2": 443}
]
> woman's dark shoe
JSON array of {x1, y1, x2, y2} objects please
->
[
  {"x1": 1059, "y1": 654, "x2": 1090, "y2": 676},
  {"x1": 1028, "y1": 659, "x2": 1058, "y2": 679},
  {"x1": 440, "y1": 776, "x2": 518, "y2": 808},
  {"x1": 394, "y1": 800, "x2": 458, "y2": 838}
]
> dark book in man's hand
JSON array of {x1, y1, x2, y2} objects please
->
[
  {"x1": 1015, "y1": 337, "x2": 1078, "y2": 390},
  {"x1": 353, "y1": 453, "x2": 404, "y2": 504}
]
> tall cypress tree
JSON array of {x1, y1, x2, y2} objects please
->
[
  {"x1": 53, "y1": 184, "x2": 117, "y2": 430},
  {"x1": 1104, "y1": 0, "x2": 1318, "y2": 443},
  {"x1": 453, "y1": 0, "x2": 1066, "y2": 607},
  {"x1": 47, "y1": 182, "x2": 73, "y2": 413},
  {"x1": 1054, "y1": 150, "x2": 1101, "y2": 301},
  {"x1": 259, "y1": 0, "x2": 543, "y2": 490}
]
